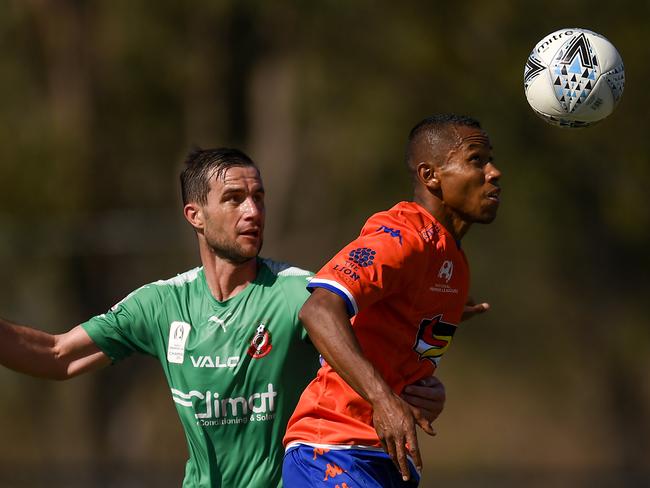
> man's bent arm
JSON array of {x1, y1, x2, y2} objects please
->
[
  {"x1": 0, "y1": 318, "x2": 110, "y2": 380},
  {"x1": 298, "y1": 288, "x2": 424, "y2": 481},
  {"x1": 401, "y1": 376, "x2": 445, "y2": 432}
]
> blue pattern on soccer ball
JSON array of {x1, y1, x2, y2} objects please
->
[
  {"x1": 605, "y1": 64, "x2": 625, "y2": 102},
  {"x1": 348, "y1": 248, "x2": 376, "y2": 267},
  {"x1": 551, "y1": 32, "x2": 599, "y2": 112}
]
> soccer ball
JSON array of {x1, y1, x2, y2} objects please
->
[{"x1": 524, "y1": 28, "x2": 625, "y2": 128}]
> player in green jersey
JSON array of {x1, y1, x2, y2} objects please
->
[
  {"x1": 0, "y1": 147, "x2": 451, "y2": 487},
  {"x1": 83, "y1": 259, "x2": 319, "y2": 485}
]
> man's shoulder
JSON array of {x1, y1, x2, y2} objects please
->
[
  {"x1": 111, "y1": 267, "x2": 203, "y2": 311},
  {"x1": 361, "y1": 202, "x2": 433, "y2": 249},
  {"x1": 260, "y1": 258, "x2": 313, "y2": 280},
  {"x1": 150, "y1": 266, "x2": 203, "y2": 290},
  {"x1": 377, "y1": 201, "x2": 433, "y2": 228},
  {"x1": 258, "y1": 258, "x2": 312, "y2": 305},
  {"x1": 146, "y1": 266, "x2": 204, "y2": 298}
]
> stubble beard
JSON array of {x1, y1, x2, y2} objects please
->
[
  {"x1": 207, "y1": 235, "x2": 263, "y2": 265},
  {"x1": 454, "y1": 198, "x2": 499, "y2": 225}
]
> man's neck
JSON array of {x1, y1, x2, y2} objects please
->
[
  {"x1": 200, "y1": 247, "x2": 258, "y2": 302},
  {"x1": 413, "y1": 191, "x2": 470, "y2": 242}
]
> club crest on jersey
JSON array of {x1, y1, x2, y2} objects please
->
[
  {"x1": 413, "y1": 315, "x2": 456, "y2": 366},
  {"x1": 247, "y1": 322, "x2": 272, "y2": 359},
  {"x1": 437, "y1": 260, "x2": 454, "y2": 282}
]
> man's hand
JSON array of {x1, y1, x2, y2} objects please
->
[
  {"x1": 401, "y1": 375, "x2": 445, "y2": 435},
  {"x1": 462, "y1": 296, "x2": 490, "y2": 321},
  {"x1": 372, "y1": 392, "x2": 421, "y2": 482}
]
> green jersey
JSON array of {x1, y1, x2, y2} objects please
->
[{"x1": 82, "y1": 258, "x2": 319, "y2": 488}]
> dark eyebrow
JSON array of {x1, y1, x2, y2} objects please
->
[
  {"x1": 222, "y1": 185, "x2": 245, "y2": 194},
  {"x1": 467, "y1": 148, "x2": 495, "y2": 163},
  {"x1": 222, "y1": 184, "x2": 265, "y2": 195},
  {"x1": 467, "y1": 142, "x2": 492, "y2": 150}
]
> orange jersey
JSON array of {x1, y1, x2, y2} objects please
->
[{"x1": 284, "y1": 201, "x2": 469, "y2": 448}]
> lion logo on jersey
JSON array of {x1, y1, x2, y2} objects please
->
[{"x1": 413, "y1": 315, "x2": 457, "y2": 366}]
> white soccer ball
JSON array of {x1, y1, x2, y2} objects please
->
[{"x1": 524, "y1": 28, "x2": 625, "y2": 128}]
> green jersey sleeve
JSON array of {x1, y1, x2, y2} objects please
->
[
  {"x1": 260, "y1": 258, "x2": 313, "y2": 342},
  {"x1": 81, "y1": 284, "x2": 163, "y2": 362},
  {"x1": 283, "y1": 276, "x2": 312, "y2": 342}
]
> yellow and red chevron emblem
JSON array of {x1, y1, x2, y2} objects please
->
[{"x1": 412, "y1": 315, "x2": 457, "y2": 366}]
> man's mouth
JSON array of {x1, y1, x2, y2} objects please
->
[
  {"x1": 240, "y1": 228, "x2": 261, "y2": 238},
  {"x1": 486, "y1": 188, "x2": 501, "y2": 203}
]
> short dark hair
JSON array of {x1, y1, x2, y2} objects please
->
[
  {"x1": 405, "y1": 114, "x2": 482, "y2": 173},
  {"x1": 180, "y1": 147, "x2": 258, "y2": 205}
]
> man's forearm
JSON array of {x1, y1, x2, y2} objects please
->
[
  {"x1": 0, "y1": 317, "x2": 60, "y2": 376},
  {"x1": 0, "y1": 318, "x2": 107, "y2": 380},
  {"x1": 298, "y1": 292, "x2": 393, "y2": 405}
]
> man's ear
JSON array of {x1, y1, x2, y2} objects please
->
[
  {"x1": 416, "y1": 162, "x2": 441, "y2": 191},
  {"x1": 183, "y1": 203, "x2": 204, "y2": 231}
]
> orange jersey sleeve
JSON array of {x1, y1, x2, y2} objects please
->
[{"x1": 307, "y1": 209, "x2": 426, "y2": 317}]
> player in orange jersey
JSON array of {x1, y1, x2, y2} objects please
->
[{"x1": 283, "y1": 114, "x2": 501, "y2": 487}]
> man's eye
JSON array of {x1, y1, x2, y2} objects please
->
[{"x1": 224, "y1": 194, "x2": 242, "y2": 203}]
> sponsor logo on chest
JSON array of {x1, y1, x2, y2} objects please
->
[
  {"x1": 190, "y1": 355, "x2": 240, "y2": 369},
  {"x1": 171, "y1": 383, "x2": 278, "y2": 427}
]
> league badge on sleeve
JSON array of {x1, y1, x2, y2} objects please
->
[{"x1": 168, "y1": 321, "x2": 192, "y2": 364}]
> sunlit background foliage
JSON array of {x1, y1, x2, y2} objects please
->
[{"x1": 0, "y1": 1, "x2": 648, "y2": 486}]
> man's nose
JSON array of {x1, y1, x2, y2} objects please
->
[
  {"x1": 486, "y1": 162, "x2": 501, "y2": 182},
  {"x1": 242, "y1": 197, "x2": 263, "y2": 218}
]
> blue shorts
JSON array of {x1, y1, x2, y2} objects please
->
[{"x1": 282, "y1": 444, "x2": 420, "y2": 487}]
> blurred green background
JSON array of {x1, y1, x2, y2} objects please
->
[{"x1": 0, "y1": 0, "x2": 648, "y2": 486}]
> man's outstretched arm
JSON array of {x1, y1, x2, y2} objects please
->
[
  {"x1": 299, "y1": 288, "x2": 427, "y2": 482},
  {"x1": 0, "y1": 318, "x2": 110, "y2": 380}
]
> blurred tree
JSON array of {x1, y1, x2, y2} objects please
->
[{"x1": 0, "y1": 0, "x2": 648, "y2": 486}]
